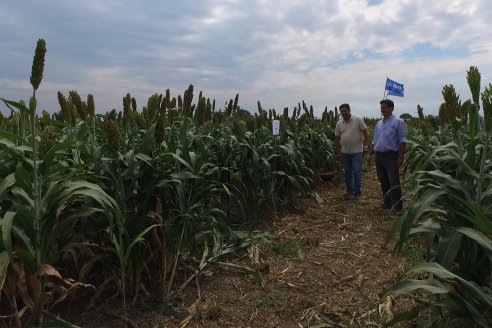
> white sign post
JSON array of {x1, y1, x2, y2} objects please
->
[
  {"x1": 271, "y1": 119, "x2": 280, "y2": 217},
  {"x1": 272, "y1": 119, "x2": 280, "y2": 136}
]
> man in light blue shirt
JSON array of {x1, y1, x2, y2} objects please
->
[{"x1": 370, "y1": 99, "x2": 407, "y2": 214}]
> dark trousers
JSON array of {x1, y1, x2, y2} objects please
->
[{"x1": 375, "y1": 151, "x2": 403, "y2": 210}]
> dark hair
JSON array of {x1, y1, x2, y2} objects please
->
[
  {"x1": 339, "y1": 103, "x2": 350, "y2": 111},
  {"x1": 380, "y1": 99, "x2": 394, "y2": 110}
]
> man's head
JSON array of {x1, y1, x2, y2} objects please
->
[
  {"x1": 339, "y1": 103, "x2": 351, "y2": 121},
  {"x1": 379, "y1": 99, "x2": 394, "y2": 117}
]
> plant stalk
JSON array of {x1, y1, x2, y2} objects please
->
[
  {"x1": 30, "y1": 91, "x2": 40, "y2": 268},
  {"x1": 166, "y1": 221, "x2": 186, "y2": 295},
  {"x1": 476, "y1": 135, "x2": 489, "y2": 205}
]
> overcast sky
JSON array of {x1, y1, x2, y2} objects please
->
[{"x1": 1, "y1": 0, "x2": 492, "y2": 119}]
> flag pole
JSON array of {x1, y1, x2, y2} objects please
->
[{"x1": 383, "y1": 77, "x2": 388, "y2": 99}]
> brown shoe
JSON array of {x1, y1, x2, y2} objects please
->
[{"x1": 343, "y1": 192, "x2": 354, "y2": 200}]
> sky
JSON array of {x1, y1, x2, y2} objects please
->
[{"x1": 1, "y1": 0, "x2": 492, "y2": 119}]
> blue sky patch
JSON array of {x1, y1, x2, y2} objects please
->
[
  {"x1": 404, "y1": 42, "x2": 470, "y2": 60},
  {"x1": 367, "y1": 0, "x2": 383, "y2": 6},
  {"x1": 302, "y1": 49, "x2": 385, "y2": 73}
]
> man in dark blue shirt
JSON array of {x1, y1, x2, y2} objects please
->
[{"x1": 370, "y1": 99, "x2": 407, "y2": 215}]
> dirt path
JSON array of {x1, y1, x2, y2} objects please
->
[{"x1": 71, "y1": 167, "x2": 414, "y2": 328}]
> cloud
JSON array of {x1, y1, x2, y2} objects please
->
[{"x1": 1, "y1": 0, "x2": 492, "y2": 119}]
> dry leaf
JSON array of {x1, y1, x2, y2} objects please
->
[
  {"x1": 37, "y1": 264, "x2": 62, "y2": 280},
  {"x1": 378, "y1": 296, "x2": 394, "y2": 320}
]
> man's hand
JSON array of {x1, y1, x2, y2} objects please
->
[
  {"x1": 337, "y1": 153, "x2": 342, "y2": 162},
  {"x1": 397, "y1": 154, "x2": 404, "y2": 168}
]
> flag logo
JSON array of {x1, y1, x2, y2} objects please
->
[{"x1": 385, "y1": 78, "x2": 404, "y2": 97}]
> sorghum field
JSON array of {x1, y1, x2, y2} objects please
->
[{"x1": 1, "y1": 40, "x2": 491, "y2": 328}]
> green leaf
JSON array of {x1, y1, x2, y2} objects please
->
[
  {"x1": 439, "y1": 293, "x2": 491, "y2": 328},
  {"x1": 460, "y1": 296, "x2": 492, "y2": 328},
  {"x1": 0, "y1": 251, "x2": 10, "y2": 292},
  {"x1": 433, "y1": 294, "x2": 469, "y2": 317},
  {"x1": 274, "y1": 170, "x2": 304, "y2": 191},
  {"x1": 0, "y1": 131, "x2": 24, "y2": 144},
  {"x1": 10, "y1": 186, "x2": 35, "y2": 209},
  {"x1": 0, "y1": 173, "x2": 15, "y2": 200},
  {"x1": 140, "y1": 123, "x2": 156, "y2": 154},
  {"x1": 11, "y1": 225, "x2": 35, "y2": 259},
  {"x1": 15, "y1": 249, "x2": 36, "y2": 274},
  {"x1": 386, "y1": 188, "x2": 447, "y2": 248},
  {"x1": 170, "y1": 153, "x2": 195, "y2": 172},
  {"x1": 215, "y1": 261, "x2": 265, "y2": 287},
  {"x1": 1, "y1": 212, "x2": 16, "y2": 262},
  {"x1": 62, "y1": 181, "x2": 119, "y2": 210},
  {"x1": 15, "y1": 162, "x2": 33, "y2": 196},
  {"x1": 39, "y1": 140, "x2": 76, "y2": 176},
  {"x1": 410, "y1": 262, "x2": 492, "y2": 308},
  {"x1": 383, "y1": 278, "x2": 449, "y2": 297},
  {"x1": 468, "y1": 103, "x2": 479, "y2": 139},
  {"x1": 42, "y1": 215, "x2": 81, "y2": 255},
  {"x1": 155, "y1": 178, "x2": 181, "y2": 188},
  {"x1": 456, "y1": 227, "x2": 492, "y2": 254},
  {"x1": 435, "y1": 230, "x2": 462, "y2": 269},
  {"x1": 15, "y1": 145, "x2": 33, "y2": 153},
  {"x1": 38, "y1": 182, "x2": 64, "y2": 219},
  {"x1": 0, "y1": 137, "x2": 17, "y2": 149},
  {"x1": 134, "y1": 152, "x2": 153, "y2": 165},
  {"x1": 38, "y1": 116, "x2": 69, "y2": 128},
  {"x1": 170, "y1": 171, "x2": 201, "y2": 180},
  {"x1": 39, "y1": 316, "x2": 80, "y2": 328},
  {"x1": 66, "y1": 207, "x2": 105, "y2": 220},
  {"x1": 0, "y1": 98, "x2": 30, "y2": 115},
  {"x1": 123, "y1": 224, "x2": 160, "y2": 267},
  {"x1": 199, "y1": 242, "x2": 209, "y2": 270}
]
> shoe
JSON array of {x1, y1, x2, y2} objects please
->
[
  {"x1": 394, "y1": 208, "x2": 405, "y2": 216},
  {"x1": 354, "y1": 194, "x2": 361, "y2": 201},
  {"x1": 381, "y1": 202, "x2": 392, "y2": 209},
  {"x1": 343, "y1": 192, "x2": 354, "y2": 200}
]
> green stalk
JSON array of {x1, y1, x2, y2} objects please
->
[
  {"x1": 166, "y1": 221, "x2": 186, "y2": 295},
  {"x1": 7, "y1": 274, "x2": 22, "y2": 328},
  {"x1": 29, "y1": 38, "x2": 46, "y2": 326},
  {"x1": 476, "y1": 135, "x2": 489, "y2": 205},
  {"x1": 120, "y1": 241, "x2": 126, "y2": 311},
  {"x1": 30, "y1": 94, "x2": 40, "y2": 267},
  {"x1": 29, "y1": 39, "x2": 46, "y2": 270}
]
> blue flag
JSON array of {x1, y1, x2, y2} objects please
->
[{"x1": 385, "y1": 78, "x2": 404, "y2": 97}]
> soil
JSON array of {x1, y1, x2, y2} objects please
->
[{"x1": 58, "y1": 166, "x2": 418, "y2": 328}]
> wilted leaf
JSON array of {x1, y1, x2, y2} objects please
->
[
  {"x1": 37, "y1": 264, "x2": 62, "y2": 280},
  {"x1": 378, "y1": 296, "x2": 394, "y2": 321},
  {"x1": 14, "y1": 262, "x2": 34, "y2": 309},
  {"x1": 313, "y1": 192, "x2": 324, "y2": 204}
]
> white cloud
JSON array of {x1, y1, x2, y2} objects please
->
[{"x1": 1, "y1": 0, "x2": 492, "y2": 119}]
